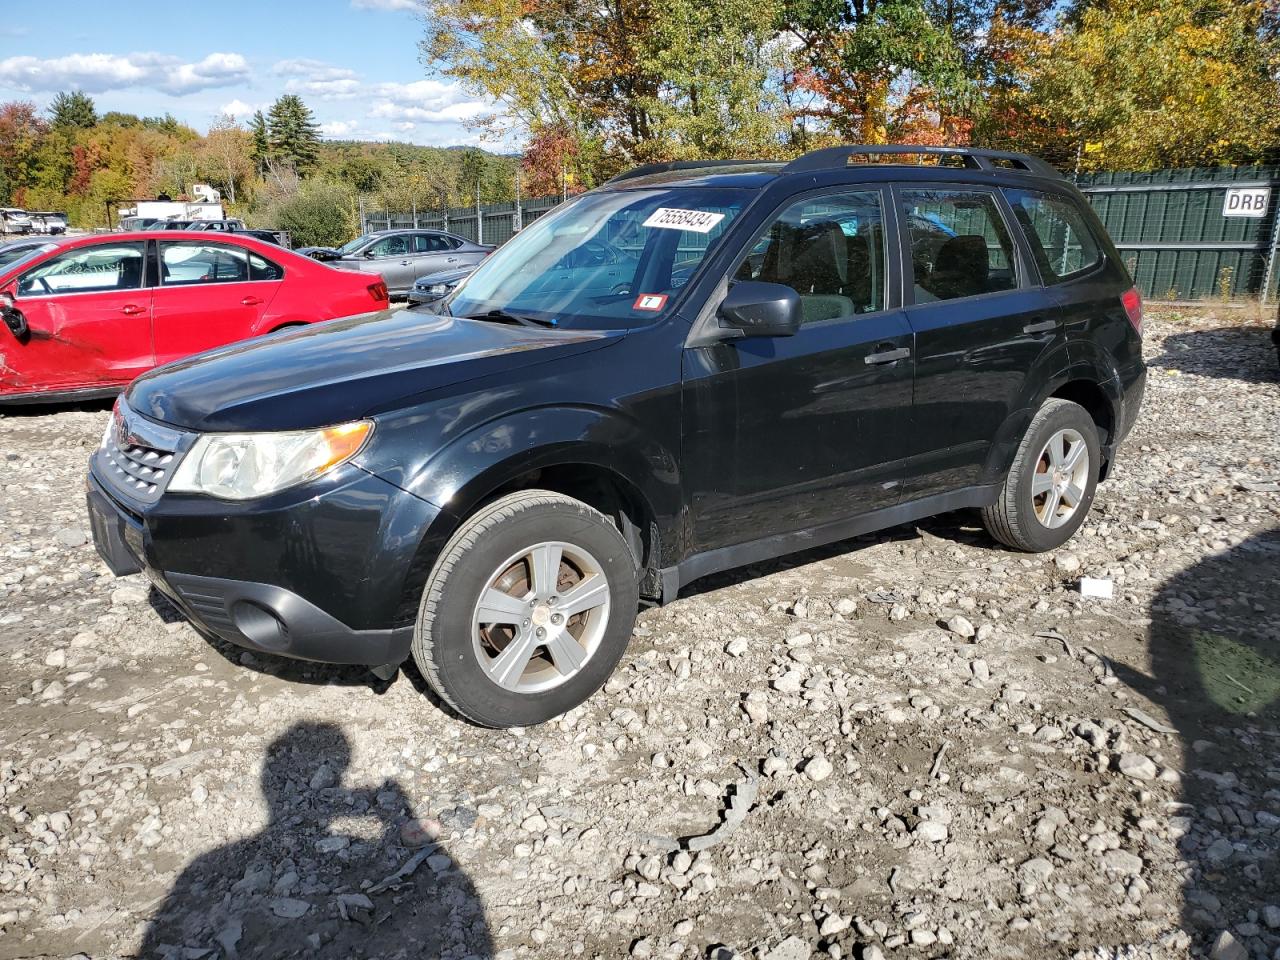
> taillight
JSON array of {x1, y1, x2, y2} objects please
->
[
  {"x1": 367, "y1": 281, "x2": 388, "y2": 302},
  {"x1": 1121, "y1": 287, "x2": 1143, "y2": 336}
]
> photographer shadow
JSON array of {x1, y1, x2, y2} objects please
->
[
  {"x1": 1113, "y1": 529, "x2": 1279, "y2": 955},
  {"x1": 139, "y1": 721, "x2": 493, "y2": 959}
]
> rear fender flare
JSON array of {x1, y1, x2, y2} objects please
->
[{"x1": 979, "y1": 343, "x2": 1120, "y2": 486}]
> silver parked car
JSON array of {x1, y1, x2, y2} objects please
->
[{"x1": 300, "y1": 229, "x2": 493, "y2": 297}]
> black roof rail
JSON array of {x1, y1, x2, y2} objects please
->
[
  {"x1": 781, "y1": 145, "x2": 1063, "y2": 179},
  {"x1": 603, "y1": 159, "x2": 770, "y2": 186}
]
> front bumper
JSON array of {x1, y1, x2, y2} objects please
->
[
  {"x1": 406, "y1": 287, "x2": 450, "y2": 305},
  {"x1": 86, "y1": 457, "x2": 442, "y2": 666}
]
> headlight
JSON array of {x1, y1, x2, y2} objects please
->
[
  {"x1": 168, "y1": 421, "x2": 373, "y2": 500},
  {"x1": 428, "y1": 283, "x2": 449, "y2": 295}
]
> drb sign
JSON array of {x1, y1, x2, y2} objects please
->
[{"x1": 1222, "y1": 187, "x2": 1270, "y2": 218}]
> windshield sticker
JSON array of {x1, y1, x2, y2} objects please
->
[
  {"x1": 633, "y1": 293, "x2": 668, "y2": 311},
  {"x1": 642, "y1": 208, "x2": 726, "y2": 234}
]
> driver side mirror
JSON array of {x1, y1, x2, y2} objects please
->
[
  {"x1": 1, "y1": 288, "x2": 29, "y2": 340},
  {"x1": 364, "y1": 250, "x2": 378, "y2": 259},
  {"x1": 718, "y1": 281, "x2": 801, "y2": 338}
]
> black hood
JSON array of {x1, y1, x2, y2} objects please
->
[{"x1": 127, "y1": 310, "x2": 616, "y2": 432}]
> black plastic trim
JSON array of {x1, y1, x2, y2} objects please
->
[
  {"x1": 659, "y1": 484, "x2": 999, "y2": 602},
  {"x1": 158, "y1": 570, "x2": 413, "y2": 666}
]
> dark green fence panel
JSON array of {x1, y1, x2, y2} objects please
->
[{"x1": 1075, "y1": 166, "x2": 1279, "y2": 300}]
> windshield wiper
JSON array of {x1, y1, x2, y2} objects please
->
[{"x1": 467, "y1": 309, "x2": 557, "y2": 328}]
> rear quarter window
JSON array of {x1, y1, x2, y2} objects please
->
[{"x1": 1006, "y1": 188, "x2": 1105, "y2": 284}]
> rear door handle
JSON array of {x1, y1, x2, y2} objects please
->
[
  {"x1": 240, "y1": 296, "x2": 263, "y2": 306},
  {"x1": 865, "y1": 346, "x2": 911, "y2": 365},
  {"x1": 447, "y1": 257, "x2": 459, "y2": 263},
  {"x1": 120, "y1": 304, "x2": 144, "y2": 316},
  {"x1": 1023, "y1": 318, "x2": 1058, "y2": 334},
  {"x1": 399, "y1": 260, "x2": 413, "y2": 266}
]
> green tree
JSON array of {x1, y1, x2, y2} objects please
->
[
  {"x1": 48, "y1": 90, "x2": 98, "y2": 129},
  {"x1": 200, "y1": 116, "x2": 254, "y2": 205},
  {"x1": 249, "y1": 110, "x2": 270, "y2": 176},
  {"x1": 257, "y1": 180, "x2": 356, "y2": 247},
  {"x1": 0, "y1": 101, "x2": 46, "y2": 204},
  {"x1": 1018, "y1": 0, "x2": 1280, "y2": 169},
  {"x1": 422, "y1": 0, "x2": 791, "y2": 184},
  {"x1": 266, "y1": 95, "x2": 322, "y2": 174}
]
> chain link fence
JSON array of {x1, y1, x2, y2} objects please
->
[
  {"x1": 359, "y1": 196, "x2": 562, "y2": 247},
  {"x1": 362, "y1": 164, "x2": 1280, "y2": 303}
]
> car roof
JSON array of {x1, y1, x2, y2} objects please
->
[
  {"x1": 52, "y1": 231, "x2": 285, "y2": 251},
  {"x1": 0, "y1": 234, "x2": 73, "y2": 248},
  {"x1": 603, "y1": 163, "x2": 784, "y2": 191},
  {"x1": 366, "y1": 228, "x2": 455, "y2": 237},
  {"x1": 598, "y1": 147, "x2": 1070, "y2": 195}
]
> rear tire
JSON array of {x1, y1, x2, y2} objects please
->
[
  {"x1": 412, "y1": 490, "x2": 639, "y2": 727},
  {"x1": 982, "y1": 398, "x2": 1100, "y2": 553}
]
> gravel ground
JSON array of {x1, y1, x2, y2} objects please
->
[{"x1": 0, "y1": 311, "x2": 1277, "y2": 960}]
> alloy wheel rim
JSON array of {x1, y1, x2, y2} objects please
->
[
  {"x1": 471, "y1": 540, "x2": 611, "y2": 694},
  {"x1": 1032, "y1": 427, "x2": 1090, "y2": 529}
]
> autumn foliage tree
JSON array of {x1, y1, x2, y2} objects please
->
[{"x1": 421, "y1": 0, "x2": 791, "y2": 186}]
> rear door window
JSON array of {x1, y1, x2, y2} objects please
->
[
  {"x1": 899, "y1": 188, "x2": 1019, "y2": 303},
  {"x1": 248, "y1": 251, "x2": 284, "y2": 281},
  {"x1": 1005, "y1": 188, "x2": 1104, "y2": 283},
  {"x1": 413, "y1": 233, "x2": 452, "y2": 253},
  {"x1": 160, "y1": 242, "x2": 249, "y2": 285}
]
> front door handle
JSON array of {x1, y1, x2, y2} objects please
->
[
  {"x1": 120, "y1": 304, "x2": 144, "y2": 316},
  {"x1": 1023, "y1": 318, "x2": 1058, "y2": 334},
  {"x1": 399, "y1": 260, "x2": 413, "y2": 266},
  {"x1": 865, "y1": 346, "x2": 911, "y2": 365},
  {"x1": 447, "y1": 257, "x2": 459, "y2": 263},
  {"x1": 240, "y1": 296, "x2": 263, "y2": 306}
]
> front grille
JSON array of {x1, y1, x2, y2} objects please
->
[
  {"x1": 97, "y1": 400, "x2": 188, "y2": 504},
  {"x1": 103, "y1": 436, "x2": 175, "y2": 499}
]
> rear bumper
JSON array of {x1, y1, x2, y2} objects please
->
[
  {"x1": 1115, "y1": 362, "x2": 1146, "y2": 445},
  {"x1": 86, "y1": 462, "x2": 441, "y2": 666}
]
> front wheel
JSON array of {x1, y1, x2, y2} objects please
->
[
  {"x1": 982, "y1": 398, "x2": 1100, "y2": 552},
  {"x1": 412, "y1": 490, "x2": 639, "y2": 727}
]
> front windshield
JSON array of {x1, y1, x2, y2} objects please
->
[
  {"x1": 448, "y1": 186, "x2": 750, "y2": 329},
  {"x1": 337, "y1": 235, "x2": 369, "y2": 255}
]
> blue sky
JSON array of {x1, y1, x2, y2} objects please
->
[{"x1": 0, "y1": 0, "x2": 503, "y2": 147}]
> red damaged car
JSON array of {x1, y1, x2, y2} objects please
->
[{"x1": 0, "y1": 232, "x2": 389, "y2": 403}]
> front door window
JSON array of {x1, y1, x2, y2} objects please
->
[
  {"x1": 731, "y1": 190, "x2": 887, "y2": 323},
  {"x1": 17, "y1": 243, "x2": 146, "y2": 296}
]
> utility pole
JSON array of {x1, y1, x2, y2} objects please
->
[{"x1": 514, "y1": 168, "x2": 523, "y2": 233}]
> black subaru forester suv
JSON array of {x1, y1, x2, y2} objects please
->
[{"x1": 87, "y1": 145, "x2": 1145, "y2": 727}]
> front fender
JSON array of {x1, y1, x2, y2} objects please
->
[
  {"x1": 402, "y1": 404, "x2": 680, "y2": 523},
  {"x1": 368, "y1": 404, "x2": 682, "y2": 625}
]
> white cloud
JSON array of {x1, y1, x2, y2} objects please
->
[
  {"x1": 0, "y1": 51, "x2": 250, "y2": 95},
  {"x1": 368, "y1": 78, "x2": 488, "y2": 124},
  {"x1": 219, "y1": 98, "x2": 265, "y2": 120},
  {"x1": 319, "y1": 120, "x2": 359, "y2": 137},
  {"x1": 351, "y1": 0, "x2": 421, "y2": 10}
]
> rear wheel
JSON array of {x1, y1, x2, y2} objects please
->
[
  {"x1": 982, "y1": 398, "x2": 1100, "y2": 552},
  {"x1": 412, "y1": 490, "x2": 639, "y2": 727}
]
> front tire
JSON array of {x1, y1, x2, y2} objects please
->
[
  {"x1": 412, "y1": 490, "x2": 639, "y2": 727},
  {"x1": 982, "y1": 398, "x2": 1100, "y2": 552}
]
